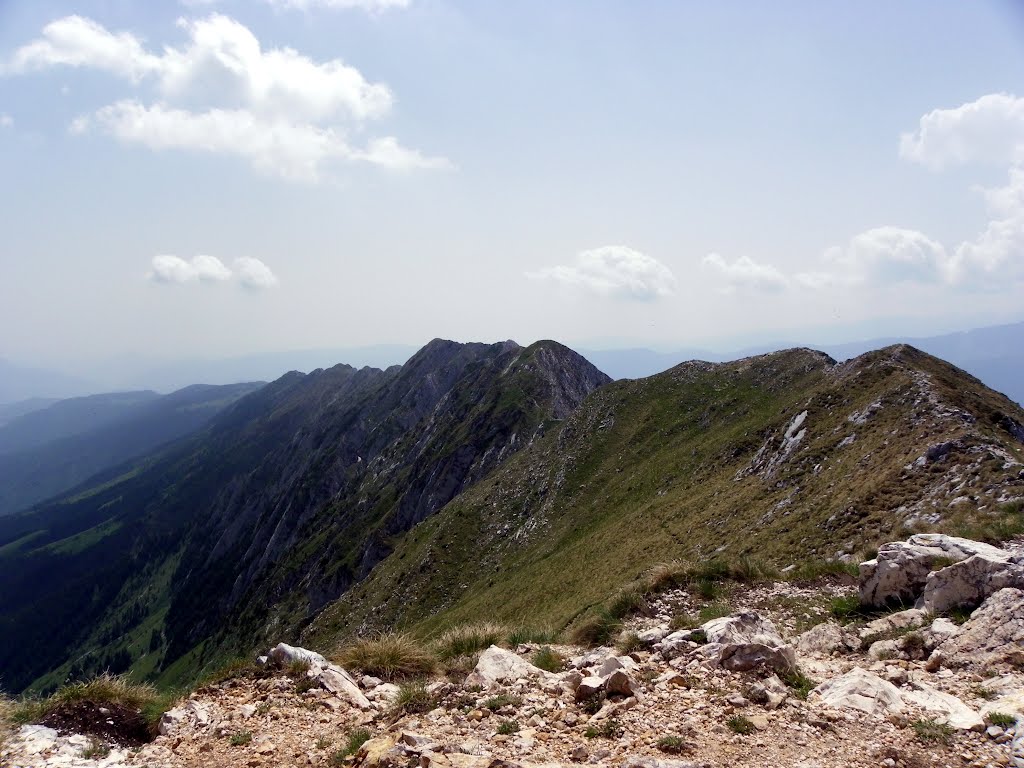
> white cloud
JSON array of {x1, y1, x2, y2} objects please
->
[
  {"x1": 0, "y1": 114, "x2": 12, "y2": 128},
  {"x1": 73, "y1": 100, "x2": 446, "y2": 180},
  {"x1": 5, "y1": 14, "x2": 446, "y2": 182},
  {"x1": 948, "y1": 166, "x2": 1024, "y2": 284},
  {"x1": 823, "y1": 226, "x2": 950, "y2": 284},
  {"x1": 899, "y1": 93, "x2": 1024, "y2": 170},
  {"x1": 701, "y1": 253, "x2": 788, "y2": 293},
  {"x1": 150, "y1": 254, "x2": 232, "y2": 283},
  {"x1": 149, "y1": 254, "x2": 279, "y2": 289},
  {"x1": 528, "y1": 246, "x2": 676, "y2": 301},
  {"x1": 233, "y1": 256, "x2": 279, "y2": 289},
  {"x1": 265, "y1": 0, "x2": 410, "y2": 10}
]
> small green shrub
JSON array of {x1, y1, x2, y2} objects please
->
[
  {"x1": 81, "y1": 737, "x2": 110, "y2": 759},
  {"x1": 727, "y1": 715, "x2": 755, "y2": 735},
  {"x1": 531, "y1": 646, "x2": 564, "y2": 673},
  {"x1": 342, "y1": 729, "x2": 371, "y2": 756},
  {"x1": 669, "y1": 612, "x2": 694, "y2": 631},
  {"x1": 911, "y1": 719, "x2": 954, "y2": 745},
  {"x1": 390, "y1": 682, "x2": 437, "y2": 716},
  {"x1": 483, "y1": 693, "x2": 521, "y2": 711},
  {"x1": 496, "y1": 720, "x2": 520, "y2": 735},
  {"x1": 584, "y1": 718, "x2": 622, "y2": 739},
  {"x1": 973, "y1": 686, "x2": 998, "y2": 701},
  {"x1": 656, "y1": 735, "x2": 688, "y2": 754},
  {"x1": 781, "y1": 668, "x2": 816, "y2": 700},
  {"x1": 829, "y1": 594, "x2": 864, "y2": 621},
  {"x1": 230, "y1": 731, "x2": 252, "y2": 746},
  {"x1": 987, "y1": 712, "x2": 1017, "y2": 727},
  {"x1": 339, "y1": 633, "x2": 437, "y2": 680}
]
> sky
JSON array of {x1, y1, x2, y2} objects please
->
[{"x1": 2, "y1": 0, "x2": 1024, "y2": 375}]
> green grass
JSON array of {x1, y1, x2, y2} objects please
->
[
  {"x1": 698, "y1": 603, "x2": 731, "y2": 623},
  {"x1": 390, "y1": 682, "x2": 437, "y2": 717},
  {"x1": 8, "y1": 673, "x2": 168, "y2": 733},
  {"x1": 81, "y1": 736, "x2": 111, "y2": 759},
  {"x1": 615, "y1": 632, "x2": 644, "y2": 654},
  {"x1": 497, "y1": 720, "x2": 520, "y2": 735},
  {"x1": 656, "y1": 735, "x2": 688, "y2": 754},
  {"x1": 506, "y1": 626, "x2": 560, "y2": 646},
  {"x1": 584, "y1": 719, "x2": 622, "y2": 739},
  {"x1": 434, "y1": 623, "x2": 506, "y2": 659},
  {"x1": 482, "y1": 693, "x2": 521, "y2": 711},
  {"x1": 340, "y1": 729, "x2": 371, "y2": 756},
  {"x1": 829, "y1": 594, "x2": 865, "y2": 621},
  {"x1": 911, "y1": 719, "x2": 954, "y2": 745},
  {"x1": 987, "y1": 712, "x2": 1017, "y2": 727},
  {"x1": 337, "y1": 633, "x2": 437, "y2": 680},
  {"x1": 727, "y1": 715, "x2": 756, "y2": 735},
  {"x1": 229, "y1": 731, "x2": 252, "y2": 746},
  {"x1": 781, "y1": 668, "x2": 816, "y2": 700},
  {"x1": 531, "y1": 646, "x2": 564, "y2": 672}
]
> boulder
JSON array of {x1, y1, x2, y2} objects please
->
[
  {"x1": 604, "y1": 668, "x2": 640, "y2": 698},
  {"x1": 268, "y1": 642, "x2": 328, "y2": 669},
  {"x1": 658, "y1": 629, "x2": 701, "y2": 660},
  {"x1": 700, "y1": 612, "x2": 796, "y2": 674},
  {"x1": 921, "y1": 555, "x2": 1024, "y2": 614},
  {"x1": 1013, "y1": 722, "x2": 1024, "y2": 768},
  {"x1": 860, "y1": 534, "x2": 1020, "y2": 609},
  {"x1": 811, "y1": 668, "x2": 904, "y2": 716},
  {"x1": 938, "y1": 588, "x2": 1024, "y2": 669},
  {"x1": 860, "y1": 608, "x2": 928, "y2": 638},
  {"x1": 795, "y1": 622, "x2": 855, "y2": 658},
  {"x1": 465, "y1": 645, "x2": 547, "y2": 688},
  {"x1": 318, "y1": 664, "x2": 372, "y2": 709},
  {"x1": 574, "y1": 675, "x2": 605, "y2": 701},
  {"x1": 636, "y1": 627, "x2": 670, "y2": 645}
]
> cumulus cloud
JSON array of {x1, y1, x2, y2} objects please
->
[
  {"x1": 701, "y1": 253, "x2": 788, "y2": 293},
  {"x1": 265, "y1": 0, "x2": 410, "y2": 10},
  {"x1": 822, "y1": 226, "x2": 950, "y2": 284},
  {"x1": 899, "y1": 93, "x2": 1024, "y2": 170},
  {"x1": 233, "y1": 256, "x2": 279, "y2": 289},
  {"x1": 528, "y1": 246, "x2": 676, "y2": 301},
  {"x1": 4, "y1": 14, "x2": 446, "y2": 181},
  {"x1": 150, "y1": 254, "x2": 232, "y2": 283},
  {"x1": 149, "y1": 254, "x2": 278, "y2": 289}
]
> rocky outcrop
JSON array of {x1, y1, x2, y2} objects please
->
[
  {"x1": 464, "y1": 646, "x2": 549, "y2": 689},
  {"x1": 859, "y1": 534, "x2": 1024, "y2": 613},
  {"x1": 937, "y1": 588, "x2": 1024, "y2": 669},
  {"x1": 811, "y1": 668, "x2": 904, "y2": 716},
  {"x1": 699, "y1": 612, "x2": 796, "y2": 674}
]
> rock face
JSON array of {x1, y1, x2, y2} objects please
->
[
  {"x1": 938, "y1": 588, "x2": 1024, "y2": 669},
  {"x1": 859, "y1": 534, "x2": 1024, "y2": 612},
  {"x1": 699, "y1": 612, "x2": 796, "y2": 673}
]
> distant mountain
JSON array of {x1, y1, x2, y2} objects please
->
[
  {"x1": 0, "y1": 382, "x2": 264, "y2": 517},
  {"x1": 0, "y1": 359, "x2": 94, "y2": 404},
  {"x1": 0, "y1": 391, "x2": 161, "y2": 455},
  {"x1": 0, "y1": 398, "x2": 60, "y2": 427},
  {"x1": 577, "y1": 321, "x2": 1024, "y2": 405},
  {"x1": 0, "y1": 339, "x2": 609, "y2": 693}
]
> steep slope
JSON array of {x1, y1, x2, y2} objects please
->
[
  {"x1": 304, "y1": 345, "x2": 1024, "y2": 646},
  {"x1": 0, "y1": 383, "x2": 264, "y2": 516},
  {"x1": 0, "y1": 340, "x2": 609, "y2": 693}
]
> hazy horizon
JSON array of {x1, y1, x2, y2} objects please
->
[{"x1": 2, "y1": 2, "x2": 1024, "y2": 375}]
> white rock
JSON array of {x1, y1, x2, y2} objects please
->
[
  {"x1": 267, "y1": 642, "x2": 328, "y2": 669},
  {"x1": 938, "y1": 588, "x2": 1024, "y2": 669},
  {"x1": 700, "y1": 611, "x2": 796, "y2": 673},
  {"x1": 795, "y1": 622, "x2": 854, "y2": 658},
  {"x1": 318, "y1": 664, "x2": 372, "y2": 709},
  {"x1": 464, "y1": 645, "x2": 547, "y2": 688},
  {"x1": 811, "y1": 668, "x2": 904, "y2": 716},
  {"x1": 922, "y1": 555, "x2": 1024, "y2": 614},
  {"x1": 902, "y1": 680, "x2": 985, "y2": 730}
]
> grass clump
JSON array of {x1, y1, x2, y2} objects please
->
[
  {"x1": 697, "y1": 603, "x2": 731, "y2": 623},
  {"x1": 338, "y1": 633, "x2": 436, "y2": 680},
  {"x1": 616, "y1": 632, "x2": 644, "y2": 655},
  {"x1": 829, "y1": 594, "x2": 864, "y2": 621},
  {"x1": 656, "y1": 735, "x2": 689, "y2": 754},
  {"x1": 286, "y1": 659, "x2": 311, "y2": 678},
  {"x1": 496, "y1": 720, "x2": 520, "y2": 735},
  {"x1": 483, "y1": 693, "x2": 521, "y2": 711},
  {"x1": 435, "y1": 623, "x2": 506, "y2": 660},
  {"x1": 781, "y1": 668, "x2": 816, "y2": 700},
  {"x1": 315, "y1": 736, "x2": 332, "y2": 749},
  {"x1": 911, "y1": 718, "x2": 954, "y2": 745},
  {"x1": 584, "y1": 719, "x2": 622, "y2": 739},
  {"x1": 571, "y1": 611, "x2": 622, "y2": 647},
  {"x1": 506, "y1": 626, "x2": 559, "y2": 646},
  {"x1": 81, "y1": 736, "x2": 111, "y2": 759},
  {"x1": 531, "y1": 646, "x2": 564, "y2": 672},
  {"x1": 987, "y1": 712, "x2": 1017, "y2": 727},
  {"x1": 340, "y1": 728, "x2": 371, "y2": 756},
  {"x1": 726, "y1": 715, "x2": 756, "y2": 735},
  {"x1": 785, "y1": 560, "x2": 859, "y2": 582},
  {"x1": 390, "y1": 682, "x2": 437, "y2": 717},
  {"x1": 669, "y1": 612, "x2": 695, "y2": 631},
  {"x1": 229, "y1": 730, "x2": 252, "y2": 746}
]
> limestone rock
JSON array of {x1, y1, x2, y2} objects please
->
[
  {"x1": 1013, "y1": 722, "x2": 1024, "y2": 768},
  {"x1": 464, "y1": 645, "x2": 548, "y2": 688},
  {"x1": 902, "y1": 680, "x2": 985, "y2": 730},
  {"x1": 796, "y1": 622, "x2": 855, "y2": 658},
  {"x1": 921, "y1": 555, "x2": 1024, "y2": 614},
  {"x1": 318, "y1": 664, "x2": 372, "y2": 709},
  {"x1": 938, "y1": 588, "x2": 1024, "y2": 669},
  {"x1": 574, "y1": 675, "x2": 605, "y2": 701},
  {"x1": 268, "y1": 642, "x2": 328, "y2": 669},
  {"x1": 700, "y1": 611, "x2": 796, "y2": 673},
  {"x1": 811, "y1": 668, "x2": 904, "y2": 716}
]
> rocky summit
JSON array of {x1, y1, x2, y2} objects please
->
[{"x1": 5, "y1": 535, "x2": 1024, "y2": 767}]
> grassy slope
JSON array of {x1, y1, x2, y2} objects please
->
[{"x1": 304, "y1": 346, "x2": 1024, "y2": 647}]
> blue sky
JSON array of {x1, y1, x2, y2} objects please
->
[{"x1": 1, "y1": 0, "x2": 1023, "y2": 372}]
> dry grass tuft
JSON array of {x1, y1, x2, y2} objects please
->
[
  {"x1": 337, "y1": 633, "x2": 437, "y2": 680},
  {"x1": 434, "y1": 623, "x2": 507, "y2": 660}
]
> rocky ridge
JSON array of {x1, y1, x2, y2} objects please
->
[{"x1": 7, "y1": 534, "x2": 1024, "y2": 768}]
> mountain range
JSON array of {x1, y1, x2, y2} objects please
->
[{"x1": 0, "y1": 337, "x2": 1021, "y2": 702}]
